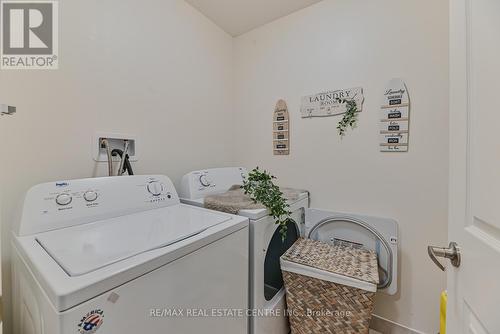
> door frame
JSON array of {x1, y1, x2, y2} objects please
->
[{"x1": 447, "y1": 0, "x2": 469, "y2": 330}]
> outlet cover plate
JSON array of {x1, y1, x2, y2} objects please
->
[{"x1": 93, "y1": 132, "x2": 138, "y2": 162}]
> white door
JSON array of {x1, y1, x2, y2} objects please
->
[{"x1": 447, "y1": 0, "x2": 500, "y2": 332}]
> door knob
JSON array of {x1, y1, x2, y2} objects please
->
[{"x1": 428, "y1": 242, "x2": 461, "y2": 271}]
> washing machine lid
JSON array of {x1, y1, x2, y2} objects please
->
[{"x1": 36, "y1": 205, "x2": 231, "y2": 276}]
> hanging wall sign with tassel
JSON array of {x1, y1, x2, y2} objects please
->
[{"x1": 273, "y1": 99, "x2": 290, "y2": 155}]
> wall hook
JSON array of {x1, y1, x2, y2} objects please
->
[{"x1": 0, "y1": 104, "x2": 16, "y2": 116}]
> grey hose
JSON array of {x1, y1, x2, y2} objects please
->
[
  {"x1": 117, "y1": 140, "x2": 129, "y2": 176},
  {"x1": 100, "y1": 139, "x2": 114, "y2": 176}
]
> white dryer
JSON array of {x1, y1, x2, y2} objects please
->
[
  {"x1": 12, "y1": 175, "x2": 249, "y2": 334},
  {"x1": 179, "y1": 167, "x2": 309, "y2": 334}
]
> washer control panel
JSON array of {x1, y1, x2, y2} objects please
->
[
  {"x1": 179, "y1": 167, "x2": 248, "y2": 200},
  {"x1": 18, "y1": 175, "x2": 179, "y2": 236}
]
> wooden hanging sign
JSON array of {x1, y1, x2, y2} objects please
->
[
  {"x1": 300, "y1": 87, "x2": 364, "y2": 118},
  {"x1": 380, "y1": 78, "x2": 410, "y2": 152},
  {"x1": 273, "y1": 99, "x2": 290, "y2": 155}
]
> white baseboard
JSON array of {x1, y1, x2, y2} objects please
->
[{"x1": 370, "y1": 314, "x2": 430, "y2": 334}]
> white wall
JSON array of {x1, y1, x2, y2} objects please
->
[
  {"x1": 233, "y1": 0, "x2": 449, "y2": 332},
  {"x1": 0, "y1": 0, "x2": 450, "y2": 332},
  {"x1": 0, "y1": 0, "x2": 234, "y2": 332}
]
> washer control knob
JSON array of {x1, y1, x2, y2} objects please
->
[
  {"x1": 147, "y1": 181, "x2": 163, "y2": 196},
  {"x1": 83, "y1": 190, "x2": 98, "y2": 202},
  {"x1": 199, "y1": 175, "x2": 212, "y2": 187},
  {"x1": 55, "y1": 193, "x2": 72, "y2": 206}
]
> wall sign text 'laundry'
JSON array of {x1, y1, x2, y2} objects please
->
[{"x1": 301, "y1": 87, "x2": 364, "y2": 118}]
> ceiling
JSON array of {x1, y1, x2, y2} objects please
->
[{"x1": 185, "y1": 0, "x2": 323, "y2": 37}]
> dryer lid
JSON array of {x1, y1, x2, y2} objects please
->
[
  {"x1": 305, "y1": 209, "x2": 398, "y2": 294},
  {"x1": 36, "y1": 205, "x2": 231, "y2": 276},
  {"x1": 280, "y1": 238, "x2": 379, "y2": 292}
]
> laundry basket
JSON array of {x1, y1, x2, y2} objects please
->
[{"x1": 280, "y1": 238, "x2": 379, "y2": 334}]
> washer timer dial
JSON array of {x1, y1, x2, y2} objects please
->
[
  {"x1": 199, "y1": 175, "x2": 212, "y2": 187},
  {"x1": 55, "y1": 193, "x2": 72, "y2": 206},
  {"x1": 83, "y1": 190, "x2": 98, "y2": 202},
  {"x1": 147, "y1": 181, "x2": 164, "y2": 196}
]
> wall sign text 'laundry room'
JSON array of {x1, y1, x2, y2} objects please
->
[{"x1": 300, "y1": 87, "x2": 364, "y2": 118}]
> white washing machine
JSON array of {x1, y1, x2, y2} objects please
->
[
  {"x1": 179, "y1": 167, "x2": 309, "y2": 334},
  {"x1": 305, "y1": 208, "x2": 399, "y2": 295},
  {"x1": 12, "y1": 175, "x2": 249, "y2": 334}
]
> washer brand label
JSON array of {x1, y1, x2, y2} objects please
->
[{"x1": 78, "y1": 309, "x2": 104, "y2": 334}]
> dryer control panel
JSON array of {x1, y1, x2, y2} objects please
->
[
  {"x1": 178, "y1": 167, "x2": 248, "y2": 200},
  {"x1": 17, "y1": 175, "x2": 179, "y2": 236}
]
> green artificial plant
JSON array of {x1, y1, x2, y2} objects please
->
[
  {"x1": 242, "y1": 167, "x2": 292, "y2": 241},
  {"x1": 336, "y1": 98, "x2": 359, "y2": 137}
]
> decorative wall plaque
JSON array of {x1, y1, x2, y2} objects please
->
[
  {"x1": 380, "y1": 78, "x2": 410, "y2": 152},
  {"x1": 300, "y1": 87, "x2": 364, "y2": 118},
  {"x1": 273, "y1": 99, "x2": 289, "y2": 155}
]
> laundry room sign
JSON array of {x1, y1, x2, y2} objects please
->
[
  {"x1": 380, "y1": 78, "x2": 410, "y2": 152},
  {"x1": 273, "y1": 99, "x2": 290, "y2": 155},
  {"x1": 300, "y1": 87, "x2": 364, "y2": 118}
]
